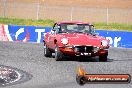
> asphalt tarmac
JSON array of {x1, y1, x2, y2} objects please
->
[{"x1": 0, "y1": 41, "x2": 131, "y2": 88}]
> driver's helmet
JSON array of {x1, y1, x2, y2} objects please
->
[
  {"x1": 60, "y1": 24, "x2": 67, "y2": 32},
  {"x1": 78, "y1": 25, "x2": 85, "y2": 30},
  {"x1": 84, "y1": 26, "x2": 90, "y2": 30}
]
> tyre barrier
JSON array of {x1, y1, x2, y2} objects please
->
[{"x1": 0, "y1": 65, "x2": 32, "y2": 87}]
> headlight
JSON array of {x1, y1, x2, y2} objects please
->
[
  {"x1": 93, "y1": 47, "x2": 99, "y2": 53},
  {"x1": 101, "y1": 40, "x2": 108, "y2": 46},
  {"x1": 61, "y1": 38, "x2": 68, "y2": 44}
]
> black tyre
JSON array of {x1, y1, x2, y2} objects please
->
[
  {"x1": 76, "y1": 75, "x2": 86, "y2": 86},
  {"x1": 55, "y1": 45, "x2": 64, "y2": 61},
  {"x1": 99, "y1": 53, "x2": 108, "y2": 62},
  {"x1": 44, "y1": 45, "x2": 52, "y2": 57}
]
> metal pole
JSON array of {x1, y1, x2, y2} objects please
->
[
  {"x1": 36, "y1": 2, "x2": 40, "y2": 20},
  {"x1": 70, "y1": 7, "x2": 73, "y2": 21},
  {"x1": 3, "y1": 0, "x2": 7, "y2": 18},
  {"x1": 42, "y1": 0, "x2": 45, "y2": 20},
  {"x1": 106, "y1": 7, "x2": 109, "y2": 25}
]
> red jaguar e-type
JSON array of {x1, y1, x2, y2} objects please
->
[{"x1": 43, "y1": 22, "x2": 109, "y2": 61}]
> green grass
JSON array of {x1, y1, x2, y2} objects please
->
[
  {"x1": 93, "y1": 23, "x2": 132, "y2": 32},
  {"x1": 0, "y1": 17, "x2": 132, "y2": 31},
  {"x1": 0, "y1": 17, "x2": 55, "y2": 27}
]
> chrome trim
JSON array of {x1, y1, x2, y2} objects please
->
[
  {"x1": 58, "y1": 45, "x2": 101, "y2": 53},
  {"x1": 75, "y1": 54, "x2": 80, "y2": 56},
  {"x1": 92, "y1": 47, "x2": 100, "y2": 53},
  {"x1": 103, "y1": 49, "x2": 109, "y2": 50},
  {"x1": 58, "y1": 46, "x2": 73, "y2": 48},
  {"x1": 72, "y1": 45, "x2": 100, "y2": 48}
]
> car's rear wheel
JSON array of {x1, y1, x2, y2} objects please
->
[
  {"x1": 55, "y1": 45, "x2": 64, "y2": 61},
  {"x1": 44, "y1": 45, "x2": 52, "y2": 57},
  {"x1": 99, "y1": 53, "x2": 108, "y2": 62}
]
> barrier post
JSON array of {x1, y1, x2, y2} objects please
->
[
  {"x1": 3, "y1": 0, "x2": 7, "y2": 17},
  {"x1": 106, "y1": 7, "x2": 109, "y2": 25},
  {"x1": 36, "y1": 2, "x2": 40, "y2": 20},
  {"x1": 70, "y1": 7, "x2": 74, "y2": 21}
]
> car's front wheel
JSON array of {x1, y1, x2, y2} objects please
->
[
  {"x1": 99, "y1": 53, "x2": 108, "y2": 62},
  {"x1": 44, "y1": 45, "x2": 52, "y2": 57},
  {"x1": 55, "y1": 45, "x2": 64, "y2": 61}
]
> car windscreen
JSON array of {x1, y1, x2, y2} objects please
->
[{"x1": 60, "y1": 24, "x2": 95, "y2": 34}]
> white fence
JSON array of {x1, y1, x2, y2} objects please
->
[{"x1": 0, "y1": 0, "x2": 132, "y2": 24}]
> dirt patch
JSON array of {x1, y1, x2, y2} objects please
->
[
  {"x1": 6, "y1": 0, "x2": 132, "y2": 8},
  {"x1": 0, "y1": 0, "x2": 132, "y2": 24}
]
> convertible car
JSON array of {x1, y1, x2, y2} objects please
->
[{"x1": 43, "y1": 22, "x2": 109, "y2": 61}]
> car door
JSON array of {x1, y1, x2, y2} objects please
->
[{"x1": 48, "y1": 24, "x2": 59, "y2": 50}]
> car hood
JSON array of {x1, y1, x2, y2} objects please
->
[{"x1": 57, "y1": 33, "x2": 106, "y2": 47}]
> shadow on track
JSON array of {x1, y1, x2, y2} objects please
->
[
  {"x1": 52, "y1": 55, "x2": 114, "y2": 62},
  {"x1": 113, "y1": 59, "x2": 132, "y2": 62}
]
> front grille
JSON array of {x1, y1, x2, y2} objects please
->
[{"x1": 74, "y1": 46, "x2": 93, "y2": 53}]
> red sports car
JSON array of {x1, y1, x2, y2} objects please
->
[{"x1": 43, "y1": 22, "x2": 109, "y2": 61}]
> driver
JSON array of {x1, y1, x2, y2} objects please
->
[
  {"x1": 61, "y1": 28, "x2": 65, "y2": 32},
  {"x1": 60, "y1": 25, "x2": 67, "y2": 33}
]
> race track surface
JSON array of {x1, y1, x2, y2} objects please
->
[{"x1": 0, "y1": 41, "x2": 132, "y2": 88}]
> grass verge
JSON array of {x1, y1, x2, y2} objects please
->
[
  {"x1": 94, "y1": 23, "x2": 132, "y2": 32},
  {"x1": 0, "y1": 17, "x2": 132, "y2": 31},
  {"x1": 0, "y1": 17, "x2": 55, "y2": 27}
]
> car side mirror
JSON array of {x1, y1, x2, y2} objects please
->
[
  {"x1": 93, "y1": 33, "x2": 99, "y2": 36},
  {"x1": 52, "y1": 29, "x2": 56, "y2": 31}
]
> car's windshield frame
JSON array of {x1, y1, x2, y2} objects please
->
[{"x1": 59, "y1": 23, "x2": 95, "y2": 34}]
